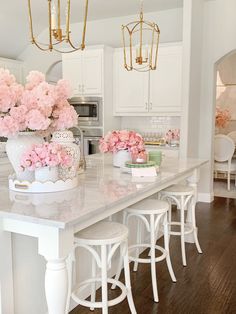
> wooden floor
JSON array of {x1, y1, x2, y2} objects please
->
[{"x1": 70, "y1": 197, "x2": 236, "y2": 314}]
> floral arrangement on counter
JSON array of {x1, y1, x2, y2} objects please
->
[
  {"x1": 99, "y1": 130, "x2": 145, "y2": 154},
  {"x1": 215, "y1": 106, "x2": 231, "y2": 128},
  {"x1": 20, "y1": 142, "x2": 73, "y2": 171},
  {"x1": 165, "y1": 129, "x2": 180, "y2": 144},
  {"x1": 0, "y1": 69, "x2": 78, "y2": 137}
]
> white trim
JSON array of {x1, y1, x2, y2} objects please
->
[{"x1": 197, "y1": 192, "x2": 214, "y2": 203}]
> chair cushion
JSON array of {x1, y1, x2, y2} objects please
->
[
  {"x1": 160, "y1": 184, "x2": 194, "y2": 196},
  {"x1": 127, "y1": 198, "x2": 168, "y2": 215},
  {"x1": 75, "y1": 221, "x2": 128, "y2": 244}
]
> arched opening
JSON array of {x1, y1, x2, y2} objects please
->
[
  {"x1": 45, "y1": 60, "x2": 62, "y2": 84},
  {"x1": 213, "y1": 50, "x2": 236, "y2": 198}
]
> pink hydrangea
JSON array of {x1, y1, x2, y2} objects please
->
[
  {"x1": 20, "y1": 142, "x2": 73, "y2": 171},
  {"x1": 25, "y1": 71, "x2": 45, "y2": 90},
  {"x1": 53, "y1": 104, "x2": 78, "y2": 130},
  {"x1": 25, "y1": 109, "x2": 51, "y2": 130},
  {"x1": 55, "y1": 79, "x2": 72, "y2": 101},
  {"x1": 0, "y1": 115, "x2": 20, "y2": 137},
  {"x1": 0, "y1": 68, "x2": 78, "y2": 137},
  {"x1": 99, "y1": 130, "x2": 145, "y2": 154}
]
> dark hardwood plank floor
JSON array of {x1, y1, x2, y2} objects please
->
[{"x1": 70, "y1": 197, "x2": 236, "y2": 314}]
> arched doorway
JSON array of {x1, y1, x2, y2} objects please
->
[
  {"x1": 45, "y1": 60, "x2": 62, "y2": 84},
  {"x1": 213, "y1": 50, "x2": 236, "y2": 198}
]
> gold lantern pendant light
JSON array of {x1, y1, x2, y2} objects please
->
[
  {"x1": 28, "y1": 0, "x2": 89, "y2": 53},
  {"x1": 122, "y1": 0, "x2": 160, "y2": 72}
]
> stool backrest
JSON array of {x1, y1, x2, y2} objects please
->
[
  {"x1": 214, "y1": 134, "x2": 235, "y2": 162},
  {"x1": 227, "y1": 131, "x2": 236, "y2": 145}
]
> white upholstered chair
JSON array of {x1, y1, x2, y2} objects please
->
[
  {"x1": 214, "y1": 134, "x2": 236, "y2": 190},
  {"x1": 227, "y1": 131, "x2": 236, "y2": 145}
]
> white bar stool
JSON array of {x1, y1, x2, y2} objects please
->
[
  {"x1": 160, "y1": 184, "x2": 202, "y2": 266},
  {"x1": 113, "y1": 199, "x2": 176, "y2": 303},
  {"x1": 66, "y1": 221, "x2": 136, "y2": 314}
]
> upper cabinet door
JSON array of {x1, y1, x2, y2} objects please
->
[
  {"x1": 113, "y1": 50, "x2": 149, "y2": 115},
  {"x1": 149, "y1": 44, "x2": 182, "y2": 114},
  {"x1": 82, "y1": 50, "x2": 103, "y2": 95},
  {"x1": 62, "y1": 55, "x2": 83, "y2": 96}
]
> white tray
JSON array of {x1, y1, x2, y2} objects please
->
[{"x1": 9, "y1": 174, "x2": 78, "y2": 193}]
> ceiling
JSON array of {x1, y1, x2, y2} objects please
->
[
  {"x1": 0, "y1": 0, "x2": 183, "y2": 59},
  {"x1": 0, "y1": 0, "x2": 215, "y2": 60}
]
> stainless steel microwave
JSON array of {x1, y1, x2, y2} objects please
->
[{"x1": 69, "y1": 96, "x2": 103, "y2": 126}]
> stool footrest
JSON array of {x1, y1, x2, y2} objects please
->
[
  {"x1": 129, "y1": 244, "x2": 167, "y2": 264},
  {"x1": 168, "y1": 221, "x2": 193, "y2": 236},
  {"x1": 71, "y1": 278, "x2": 127, "y2": 309}
]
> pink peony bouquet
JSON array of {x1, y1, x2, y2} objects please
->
[
  {"x1": 0, "y1": 69, "x2": 78, "y2": 137},
  {"x1": 99, "y1": 130, "x2": 145, "y2": 154},
  {"x1": 165, "y1": 129, "x2": 180, "y2": 143},
  {"x1": 20, "y1": 142, "x2": 73, "y2": 171},
  {"x1": 215, "y1": 107, "x2": 231, "y2": 128}
]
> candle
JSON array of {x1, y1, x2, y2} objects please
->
[
  {"x1": 51, "y1": 13, "x2": 57, "y2": 29},
  {"x1": 51, "y1": 2, "x2": 57, "y2": 30}
]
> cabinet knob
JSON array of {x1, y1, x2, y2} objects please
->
[{"x1": 150, "y1": 102, "x2": 153, "y2": 110}]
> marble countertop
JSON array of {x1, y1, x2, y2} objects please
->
[{"x1": 0, "y1": 154, "x2": 208, "y2": 229}]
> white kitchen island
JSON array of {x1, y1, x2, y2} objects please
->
[{"x1": 0, "y1": 154, "x2": 208, "y2": 314}]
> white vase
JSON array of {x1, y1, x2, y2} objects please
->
[
  {"x1": 6, "y1": 132, "x2": 44, "y2": 181},
  {"x1": 113, "y1": 150, "x2": 131, "y2": 168},
  {"x1": 35, "y1": 166, "x2": 58, "y2": 183},
  {"x1": 51, "y1": 130, "x2": 80, "y2": 179}
]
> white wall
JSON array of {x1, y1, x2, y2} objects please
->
[
  {"x1": 180, "y1": 0, "x2": 204, "y2": 159},
  {"x1": 19, "y1": 8, "x2": 183, "y2": 75},
  {"x1": 198, "y1": 0, "x2": 236, "y2": 200}
]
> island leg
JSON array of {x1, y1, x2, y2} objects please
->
[
  {"x1": 38, "y1": 226, "x2": 74, "y2": 314},
  {"x1": 45, "y1": 258, "x2": 69, "y2": 314},
  {"x1": 0, "y1": 230, "x2": 14, "y2": 314}
]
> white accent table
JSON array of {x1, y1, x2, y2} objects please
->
[{"x1": 0, "y1": 154, "x2": 207, "y2": 314}]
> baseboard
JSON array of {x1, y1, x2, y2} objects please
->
[{"x1": 197, "y1": 192, "x2": 214, "y2": 203}]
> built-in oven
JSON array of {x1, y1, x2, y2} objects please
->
[
  {"x1": 69, "y1": 96, "x2": 103, "y2": 127},
  {"x1": 72, "y1": 127, "x2": 103, "y2": 156}
]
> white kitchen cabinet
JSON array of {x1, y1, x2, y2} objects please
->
[
  {"x1": 149, "y1": 45, "x2": 182, "y2": 113},
  {"x1": 113, "y1": 50, "x2": 149, "y2": 113},
  {"x1": 0, "y1": 58, "x2": 24, "y2": 83},
  {"x1": 113, "y1": 43, "x2": 182, "y2": 116},
  {"x1": 62, "y1": 49, "x2": 103, "y2": 96}
]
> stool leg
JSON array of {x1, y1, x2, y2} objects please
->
[
  {"x1": 163, "y1": 212, "x2": 176, "y2": 282},
  {"x1": 167, "y1": 198, "x2": 172, "y2": 225},
  {"x1": 133, "y1": 218, "x2": 141, "y2": 272},
  {"x1": 180, "y1": 196, "x2": 187, "y2": 266},
  {"x1": 111, "y1": 246, "x2": 123, "y2": 290},
  {"x1": 111, "y1": 211, "x2": 127, "y2": 289},
  {"x1": 90, "y1": 256, "x2": 97, "y2": 311},
  {"x1": 123, "y1": 242, "x2": 137, "y2": 314},
  {"x1": 191, "y1": 199, "x2": 202, "y2": 254},
  {"x1": 101, "y1": 245, "x2": 108, "y2": 314},
  {"x1": 150, "y1": 214, "x2": 159, "y2": 302}
]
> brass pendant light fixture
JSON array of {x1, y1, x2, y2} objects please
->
[
  {"x1": 122, "y1": 0, "x2": 160, "y2": 72},
  {"x1": 28, "y1": 0, "x2": 89, "y2": 53}
]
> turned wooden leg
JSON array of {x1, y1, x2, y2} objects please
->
[{"x1": 45, "y1": 258, "x2": 69, "y2": 314}]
